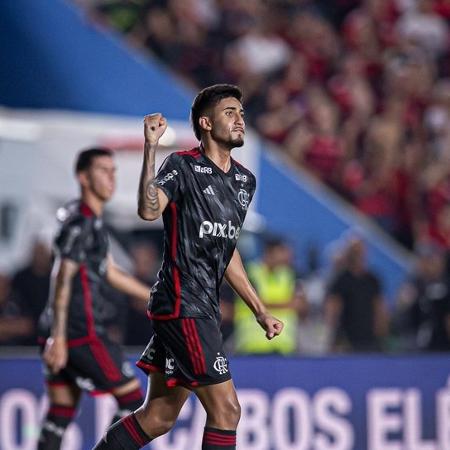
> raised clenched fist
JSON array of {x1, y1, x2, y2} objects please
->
[{"x1": 144, "y1": 113, "x2": 168, "y2": 145}]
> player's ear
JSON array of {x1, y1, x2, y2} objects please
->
[
  {"x1": 199, "y1": 115, "x2": 212, "y2": 134},
  {"x1": 77, "y1": 171, "x2": 89, "y2": 189}
]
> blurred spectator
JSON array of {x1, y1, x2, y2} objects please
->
[
  {"x1": 396, "y1": 0, "x2": 449, "y2": 58},
  {"x1": 394, "y1": 244, "x2": 450, "y2": 351},
  {"x1": 325, "y1": 235, "x2": 389, "y2": 352},
  {"x1": 234, "y1": 238, "x2": 306, "y2": 355},
  {"x1": 124, "y1": 241, "x2": 159, "y2": 346},
  {"x1": 11, "y1": 240, "x2": 51, "y2": 343},
  {"x1": 0, "y1": 273, "x2": 34, "y2": 345},
  {"x1": 296, "y1": 244, "x2": 335, "y2": 354}
]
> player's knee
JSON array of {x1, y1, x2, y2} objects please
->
[
  {"x1": 207, "y1": 397, "x2": 241, "y2": 429},
  {"x1": 137, "y1": 410, "x2": 176, "y2": 438},
  {"x1": 149, "y1": 416, "x2": 177, "y2": 437},
  {"x1": 227, "y1": 398, "x2": 241, "y2": 427}
]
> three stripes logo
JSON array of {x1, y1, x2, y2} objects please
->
[{"x1": 203, "y1": 185, "x2": 215, "y2": 195}]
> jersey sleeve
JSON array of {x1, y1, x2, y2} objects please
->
[
  {"x1": 250, "y1": 173, "x2": 257, "y2": 203},
  {"x1": 155, "y1": 153, "x2": 183, "y2": 202},
  {"x1": 54, "y1": 217, "x2": 87, "y2": 263}
]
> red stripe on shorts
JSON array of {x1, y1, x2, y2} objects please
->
[
  {"x1": 89, "y1": 338, "x2": 122, "y2": 382},
  {"x1": 187, "y1": 318, "x2": 206, "y2": 374},
  {"x1": 182, "y1": 319, "x2": 202, "y2": 374}
]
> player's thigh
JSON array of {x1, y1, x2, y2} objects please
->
[
  {"x1": 46, "y1": 382, "x2": 82, "y2": 407},
  {"x1": 138, "y1": 372, "x2": 190, "y2": 422}
]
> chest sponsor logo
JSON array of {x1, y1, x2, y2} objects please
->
[
  {"x1": 158, "y1": 170, "x2": 178, "y2": 185},
  {"x1": 238, "y1": 189, "x2": 250, "y2": 210},
  {"x1": 235, "y1": 173, "x2": 248, "y2": 182},
  {"x1": 194, "y1": 165, "x2": 212, "y2": 174},
  {"x1": 199, "y1": 220, "x2": 241, "y2": 240},
  {"x1": 213, "y1": 354, "x2": 229, "y2": 374}
]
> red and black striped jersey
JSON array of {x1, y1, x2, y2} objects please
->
[
  {"x1": 149, "y1": 147, "x2": 256, "y2": 321},
  {"x1": 38, "y1": 200, "x2": 110, "y2": 342}
]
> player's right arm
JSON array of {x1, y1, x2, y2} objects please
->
[
  {"x1": 43, "y1": 258, "x2": 78, "y2": 374},
  {"x1": 138, "y1": 113, "x2": 170, "y2": 221}
]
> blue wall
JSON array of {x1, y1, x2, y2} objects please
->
[{"x1": 0, "y1": 0, "x2": 192, "y2": 119}]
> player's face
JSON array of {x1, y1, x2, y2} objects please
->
[
  {"x1": 86, "y1": 156, "x2": 116, "y2": 202},
  {"x1": 210, "y1": 97, "x2": 245, "y2": 148}
]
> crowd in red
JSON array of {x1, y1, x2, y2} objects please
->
[{"x1": 85, "y1": 0, "x2": 450, "y2": 251}]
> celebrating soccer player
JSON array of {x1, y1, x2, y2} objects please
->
[{"x1": 93, "y1": 84, "x2": 284, "y2": 450}]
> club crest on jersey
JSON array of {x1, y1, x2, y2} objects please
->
[
  {"x1": 194, "y1": 165, "x2": 212, "y2": 174},
  {"x1": 213, "y1": 354, "x2": 228, "y2": 375},
  {"x1": 199, "y1": 220, "x2": 241, "y2": 240},
  {"x1": 238, "y1": 189, "x2": 250, "y2": 210}
]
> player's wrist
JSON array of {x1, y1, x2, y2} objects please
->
[
  {"x1": 49, "y1": 334, "x2": 67, "y2": 343},
  {"x1": 144, "y1": 138, "x2": 159, "y2": 148},
  {"x1": 255, "y1": 311, "x2": 269, "y2": 322}
]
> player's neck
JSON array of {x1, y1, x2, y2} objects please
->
[
  {"x1": 201, "y1": 143, "x2": 232, "y2": 173},
  {"x1": 81, "y1": 192, "x2": 104, "y2": 217}
]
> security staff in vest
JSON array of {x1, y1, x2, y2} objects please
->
[{"x1": 234, "y1": 238, "x2": 304, "y2": 354}]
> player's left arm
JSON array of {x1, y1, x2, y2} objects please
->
[
  {"x1": 225, "y1": 248, "x2": 284, "y2": 340},
  {"x1": 106, "y1": 255, "x2": 150, "y2": 302}
]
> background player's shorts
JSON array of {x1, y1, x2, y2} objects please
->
[
  {"x1": 137, "y1": 317, "x2": 231, "y2": 388},
  {"x1": 41, "y1": 336, "x2": 136, "y2": 394}
]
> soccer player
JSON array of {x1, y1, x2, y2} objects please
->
[
  {"x1": 37, "y1": 148, "x2": 151, "y2": 450},
  {"x1": 93, "y1": 84, "x2": 284, "y2": 450}
]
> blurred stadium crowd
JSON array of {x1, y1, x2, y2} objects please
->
[
  {"x1": 2, "y1": 0, "x2": 449, "y2": 354},
  {"x1": 84, "y1": 0, "x2": 450, "y2": 252}
]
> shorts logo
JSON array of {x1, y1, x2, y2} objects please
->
[
  {"x1": 195, "y1": 165, "x2": 212, "y2": 174},
  {"x1": 165, "y1": 357, "x2": 175, "y2": 375},
  {"x1": 122, "y1": 361, "x2": 135, "y2": 377},
  {"x1": 238, "y1": 189, "x2": 249, "y2": 210},
  {"x1": 213, "y1": 355, "x2": 228, "y2": 375},
  {"x1": 235, "y1": 173, "x2": 248, "y2": 182},
  {"x1": 147, "y1": 347, "x2": 156, "y2": 361},
  {"x1": 199, "y1": 220, "x2": 240, "y2": 240},
  {"x1": 158, "y1": 170, "x2": 178, "y2": 185},
  {"x1": 75, "y1": 376, "x2": 95, "y2": 391}
]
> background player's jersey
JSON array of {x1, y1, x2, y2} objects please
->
[
  {"x1": 38, "y1": 200, "x2": 110, "y2": 341},
  {"x1": 149, "y1": 147, "x2": 256, "y2": 320}
]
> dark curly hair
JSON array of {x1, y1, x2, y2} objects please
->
[{"x1": 190, "y1": 84, "x2": 243, "y2": 140}]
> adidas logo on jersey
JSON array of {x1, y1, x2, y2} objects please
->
[
  {"x1": 203, "y1": 185, "x2": 215, "y2": 195},
  {"x1": 199, "y1": 220, "x2": 241, "y2": 240}
]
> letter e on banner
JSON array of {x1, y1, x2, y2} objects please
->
[{"x1": 367, "y1": 389, "x2": 403, "y2": 450}]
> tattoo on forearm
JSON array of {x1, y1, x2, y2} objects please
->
[
  {"x1": 145, "y1": 181, "x2": 160, "y2": 211},
  {"x1": 138, "y1": 142, "x2": 160, "y2": 217},
  {"x1": 52, "y1": 275, "x2": 71, "y2": 337}
]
